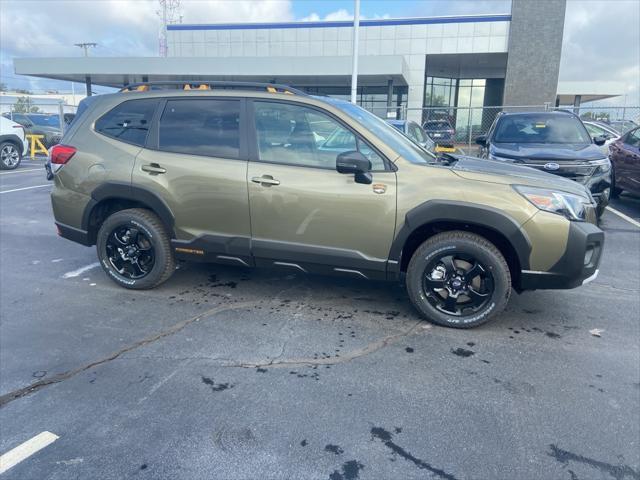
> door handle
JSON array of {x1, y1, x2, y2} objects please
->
[
  {"x1": 141, "y1": 163, "x2": 166, "y2": 174},
  {"x1": 251, "y1": 175, "x2": 280, "y2": 186}
]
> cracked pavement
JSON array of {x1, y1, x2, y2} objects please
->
[{"x1": 1, "y1": 164, "x2": 639, "y2": 479}]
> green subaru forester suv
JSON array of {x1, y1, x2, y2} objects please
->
[{"x1": 47, "y1": 82, "x2": 604, "y2": 328}]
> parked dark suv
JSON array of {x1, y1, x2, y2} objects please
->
[
  {"x1": 476, "y1": 111, "x2": 612, "y2": 216},
  {"x1": 2, "y1": 113, "x2": 63, "y2": 148}
]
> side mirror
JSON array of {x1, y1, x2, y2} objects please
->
[
  {"x1": 475, "y1": 135, "x2": 487, "y2": 146},
  {"x1": 593, "y1": 135, "x2": 607, "y2": 146},
  {"x1": 336, "y1": 151, "x2": 372, "y2": 184}
]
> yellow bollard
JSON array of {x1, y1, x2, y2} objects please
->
[{"x1": 26, "y1": 134, "x2": 48, "y2": 159}]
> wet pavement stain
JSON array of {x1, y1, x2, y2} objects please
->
[
  {"x1": 329, "y1": 460, "x2": 365, "y2": 480},
  {"x1": 325, "y1": 444, "x2": 344, "y2": 455},
  {"x1": 300, "y1": 439, "x2": 307, "y2": 447},
  {"x1": 548, "y1": 444, "x2": 640, "y2": 480},
  {"x1": 370, "y1": 427, "x2": 458, "y2": 480},
  {"x1": 405, "y1": 347, "x2": 414, "y2": 353},
  {"x1": 201, "y1": 376, "x2": 233, "y2": 392},
  {"x1": 451, "y1": 348, "x2": 475, "y2": 358},
  {"x1": 546, "y1": 331, "x2": 562, "y2": 339}
]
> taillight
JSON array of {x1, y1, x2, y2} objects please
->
[{"x1": 50, "y1": 144, "x2": 76, "y2": 165}]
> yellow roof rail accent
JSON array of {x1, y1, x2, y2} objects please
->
[
  {"x1": 197, "y1": 84, "x2": 210, "y2": 90},
  {"x1": 266, "y1": 86, "x2": 277, "y2": 93},
  {"x1": 135, "y1": 85, "x2": 149, "y2": 92},
  {"x1": 183, "y1": 84, "x2": 192, "y2": 90},
  {"x1": 284, "y1": 90, "x2": 294, "y2": 95}
]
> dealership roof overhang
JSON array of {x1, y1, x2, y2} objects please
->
[
  {"x1": 556, "y1": 81, "x2": 624, "y2": 105},
  {"x1": 14, "y1": 56, "x2": 410, "y2": 88}
]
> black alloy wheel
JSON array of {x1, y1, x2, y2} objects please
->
[
  {"x1": 422, "y1": 253, "x2": 493, "y2": 316},
  {"x1": 105, "y1": 225, "x2": 156, "y2": 280}
]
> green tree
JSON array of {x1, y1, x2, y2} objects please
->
[{"x1": 13, "y1": 96, "x2": 41, "y2": 113}]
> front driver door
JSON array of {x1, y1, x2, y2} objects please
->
[{"x1": 247, "y1": 100, "x2": 396, "y2": 280}]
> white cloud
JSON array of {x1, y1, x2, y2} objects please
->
[
  {"x1": 0, "y1": 0, "x2": 294, "y2": 90},
  {"x1": 559, "y1": 0, "x2": 640, "y2": 105}
]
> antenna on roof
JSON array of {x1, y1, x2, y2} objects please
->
[{"x1": 74, "y1": 43, "x2": 97, "y2": 57}]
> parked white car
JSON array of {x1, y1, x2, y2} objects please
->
[
  {"x1": 583, "y1": 121, "x2": 620, "y2": 156},
  {"x1": 0, "y1": 116, "x2": 28, "y2": 170}
]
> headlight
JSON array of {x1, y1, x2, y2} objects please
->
[
  {"x1": 513, "y1": 185, "x2": 590, "y2": 221},
  {"x1": 591, "y1": 158, "x2": 611, "y2": 173}
]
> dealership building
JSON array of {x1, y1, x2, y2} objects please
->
[{"x1": 16, "y1": 0, "x2": 612, "y2": 127}]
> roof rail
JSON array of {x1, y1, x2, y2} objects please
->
[{"x1": 119, "y1": 81, "x2": 307, "y2": 96}]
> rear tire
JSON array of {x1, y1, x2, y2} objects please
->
[
  {"x1": 0, "y1": 141, "x2": 22, "y2": 170},
  {"x1": 406, "y1": 231, "x2": 511, "y2": 328},
  {"x1": 96, "y1": 208, "x2": 175, "y2": 289}
]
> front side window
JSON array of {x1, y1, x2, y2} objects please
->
[
  {"x1": 625, "y1": 128, "x2": 640, "y2": 147},
  {"x1": 494, "y1": 114, "x2": 592, "y2": 144},
  {"x1": 159, "y1": 99, "x2": 240, "y2": 159},
  {"x1": 253, "y1": 101, "x2": 385, "y2": 170},
  {"x1": 95, "y1": 99, "x2": 158, "y2": 147}
]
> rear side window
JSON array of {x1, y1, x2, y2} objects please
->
[
  {"x1": 95, "y1": 99, "x2": 158, "y2": 146},
  {"x1": 158, "y1": 99, "x2": 240, "y2": 159}
]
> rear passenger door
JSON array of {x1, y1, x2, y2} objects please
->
[{"x1": 133, "y1": 97, "x2": 252, "y2": 265}]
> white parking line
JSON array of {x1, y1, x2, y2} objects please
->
[
  {"x1": 62, "y1": 262, "x2": 100, "y2": 279},
  {"x1": 0, "y1": 168, "x2": 43, "y2": 175},
  {"x1": 0, "y1": 431, "x2": 59, "y2": 474},
  {"x1": 606, "y1": 206, "x2": 640, "y2": 228},
  {"x1": 0, "y1": 185, "x2": 51, "y2": 194}
]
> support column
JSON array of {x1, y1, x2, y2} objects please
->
[
  {"x1": 572, "y1": 95, "x2": 582, "y2": 115},
  {"x1": 85, "y1": 76, "x2": 92, "y2": 96},
  {"x1": 386, "y1": 79, "x2": 394, "y2": 118}
]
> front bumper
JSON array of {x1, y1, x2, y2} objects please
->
[{"x1": 520, "y1": 220, "x2": 604, "y2": 290}]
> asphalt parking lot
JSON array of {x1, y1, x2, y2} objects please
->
[{"x1": 0, "y1": 159, "x2": 639, "y2": 480}]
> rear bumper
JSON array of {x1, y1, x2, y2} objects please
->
[
  {"x1": 55, "y1": 222, "x2": 91, "y2": 246},
  {"x1": 520, "y1": 220, "x2": 604, "y2": 290}
]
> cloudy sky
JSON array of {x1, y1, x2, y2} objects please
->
[{"x1": 0, "y1": 0, "x2": 638, "y2": 104}]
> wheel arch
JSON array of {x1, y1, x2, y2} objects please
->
[
  {"x1": 82, "y1": 182, "x2": 175, "y2": 245},
  {"x1": 0, "y1": 134, "x2": 24, "y2": 152},
  {"x1": 389, "y1": 200, "x2": 531, "y2": 290}
]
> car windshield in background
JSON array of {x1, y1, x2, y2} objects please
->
[
  {"x1": 494, "y1": 114, "x2": 592, "y2": 144},
  {"x1": 323, "y1": 98, "x2": 436, "y2": 164},
  {"x1": 28, "y1": 115, "x2": 61, "y2": 127}
]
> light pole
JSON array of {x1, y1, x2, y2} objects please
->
[
  {"x1": 350, "y1": 0, "x2": 360, "y2": 104},
  {"x1": 74, "y1": 43, "x2": 97, "y2": 57}
]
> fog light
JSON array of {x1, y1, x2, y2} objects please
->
[
  {"x1": 603, "y1": 188, "x2": 610, "y2": 200},
  {"x1": 584, "y1": 246, "x2": 594, "y2": 266}
]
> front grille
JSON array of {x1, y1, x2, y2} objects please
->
[{"x1": 522, "y1": 162, "x2": 596, "y2": 184}]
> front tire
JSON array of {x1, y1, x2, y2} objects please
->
[
  {"x1": 0, "y1": 141, "x2": 22, "y2": 170},
  {"x1": 96, "y1": 208, "x2": 175, "y2": 289},
  {"x1": 406, "y1": 231, "x2": 511, "y2": 328}
]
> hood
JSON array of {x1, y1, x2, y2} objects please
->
[
  {"x1": 450, "y1": 155, "x2": 591, "y2": 198},
  {"x1": 490, "y1": 143, "x2": 605, "y2": 162}
]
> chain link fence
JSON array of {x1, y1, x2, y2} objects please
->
[
  {"x1": 1, "y1": 99, "x2": 78, "y2": 157},
  {"x1": 371, "y1": 104, "x2": 640, "y2": 156}
]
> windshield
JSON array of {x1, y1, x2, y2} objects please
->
[
  {"x1": 28, "y1": 115, "x2": 61, "y2": 127},
  {"x1": 425, "y1": 121, "x2": 451, "y2": 130},
  {"x1": 494, "y1": 114, "x2": 592, "y2": 144},
  {"x1": 323, "y1": 98, "x2": 436, "y2": 164}
]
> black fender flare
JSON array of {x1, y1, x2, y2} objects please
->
[
  {"x1": 388, "y1": 200, "x2": 532, "y2": 273},
  {"x1": 82, "y1": 182, "x2": 175, "y2": 237}
]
